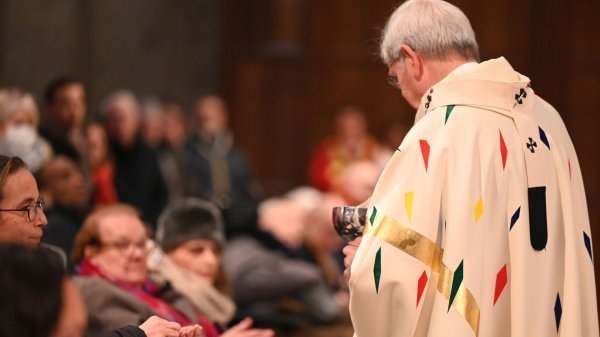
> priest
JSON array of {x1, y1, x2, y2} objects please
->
[{"x1": 344, "y1": 0, "x2": 599, "y2": 336}]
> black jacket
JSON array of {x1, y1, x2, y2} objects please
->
[
  {"x1": 104, "y1": 325, "x2": 145, "y2": 337},
  {"x1": 111, "y1": 137, "x2": 168, "y2": 229}
]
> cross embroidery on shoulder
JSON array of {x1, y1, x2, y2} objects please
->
[
  {"x1": 515, "y1": 88, "x2": 527, "y2": 104},
  {"x1": 526, "y1": 137, "x2": 537, "y2": 153},
  {"x1": 425, "y1": 88, "x2": 433, "y2": 109}
]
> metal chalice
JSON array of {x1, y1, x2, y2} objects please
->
[{"x1": 332, "y1": 206, "x2": 368, "y2": 242}]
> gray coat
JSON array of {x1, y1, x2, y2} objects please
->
[{"x1": 73, "y1": 277, "x2": 198, "y2": 337}]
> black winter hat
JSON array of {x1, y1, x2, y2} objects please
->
[{"x1": 156, "y1": 198, "x2": 225, "y2": 252}]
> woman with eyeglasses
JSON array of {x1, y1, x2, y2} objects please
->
[
  {"x1": 71, "y1": 204, "x2": 208, "y2": 337},
  {"x1": 0, "y1": 155, "x2": 47, "y2": 247}
]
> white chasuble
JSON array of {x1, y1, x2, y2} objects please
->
[{"x1": 349, "y1": 57, "x2": 598, "y2": 337}]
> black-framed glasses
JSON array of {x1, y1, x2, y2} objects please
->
[
  {"x1": 387, "y1": 74, "x2": 400, "y2": 89},
  {"x1": 0, "y1": 196, "x2": 45, "y2": 222}
]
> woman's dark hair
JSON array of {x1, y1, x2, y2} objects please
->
[
  {"x1": 0, "y1": 155, "x2": 26, "y2": 201},
  {"x1": 43, "y1": 76, "x2": 82, "y2": 105},
  {"x1": 0, "y1": 244, "x2": 65, "y2": 337}
]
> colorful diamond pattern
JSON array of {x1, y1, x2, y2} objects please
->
[
  {"x1": 445, "y1": 105, "x2": 455, "y2": 125},
  {"x1": 510, "y1": 206, "x2": 521, "y2": 231},
  {"x1": 584, "y1": 231, "x2": 593, "y2": 261},
  {"x1": 539, "y1": 126, "x2": 550, "y2": 150},
  {"x1": 554, "y1": 293, "x2": 562, "y2": 332},
  {"x1": 419, "y1": 140, "x2": 430, "y2": 171},
  {"x1": 374, "y1": 247, "x2": 382, "y2": 294},
  {"x1": 370, "y1": 207, "x2": 378, "y2": 227},
  {"x1": 499, "y1": 130, "x2": 508, "y2": 170},
  {"x1": 448, "y1": 260, "x2": 464, "y2": 312},
  {"x1": 474, "y1": 197, "x2": 483, "y2": 223},
  {"x1": 417, "y1": 270, "x2": 428, "y2": 307},
  {"x1": 405, "y1": 192, "x2": 414, "y2": 222},
  {"x1": 494, "y1": 265, "x2": 507, "y2": 305}
]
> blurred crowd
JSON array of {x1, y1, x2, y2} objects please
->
[{"x1": 0, "y1": 77, "x2": 407, "y2": 337}]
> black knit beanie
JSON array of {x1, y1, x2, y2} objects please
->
[{"x1": 156, "y1": 198, "x2": 225, "y2": 252}]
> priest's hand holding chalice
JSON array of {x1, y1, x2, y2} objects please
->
[{"x1": 333, "y1": 205, "x2": 368, "y2": 282}]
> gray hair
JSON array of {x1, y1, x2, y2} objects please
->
[
  {"x1": 99, "y1": 90, "x2": 141, "y2": 119},
  {"x1": 380, "y1": 0, "x2": 479, "y2": 66},
  {"x1": 0, "y1": 89, "x2": 39, "y2": 125}
]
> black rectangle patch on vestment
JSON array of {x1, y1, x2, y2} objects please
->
[{"x1": 528, "y1": 186, "x2": 548, "y2": 250}]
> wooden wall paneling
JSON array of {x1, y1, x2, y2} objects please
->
[
  {"x1": 222, "y1": 0, "x2": 469, "y2": 193},
  {"x1": 221, "y1": 0, "x2": 311, "y2": 195},
  {"x1": 254, "y1": 62, "x2": 309, "y2": 194},
  {"x1": 302, "y1": 0, "x2": 407, "y2": 155},
  {"x1": 567, "y1": 0, "x2": 600, "y2": 210},
  {"x1": 0, "y1": 0, "x2": 6, "y2": 82},
  {"x1": 0, "y1": 0, "x2": 221, "y2": 112},
  {"x1": 528, "y1": 0, "x2": 571, "y2": 113},
  {"x1": 86, "y1": 0, "x2": 220, "y2": 112},
  {"x1": 227, "y1": 60, "x2": 266, "y2": 182},
  {"x1": 0, "y1": 0, "x2": 83, "y2": 97},
  {"x1": 566, "y1": 0, "x2": 600, "y2": 310}
]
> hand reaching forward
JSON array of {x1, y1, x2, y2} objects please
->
[
  {"x1": 221, "y1": 317, "x2": 274, "y2": 337},
  {"x1": 139, "y1": 316, "x2": 203, "y2": 337},
  {"x1": 139, "y1": 316, "x2": 181, "y2": 337},
  {"x1": 179, "y1": 324, "x2": 203, "y2": 337}
]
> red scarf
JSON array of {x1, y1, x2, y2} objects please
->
[
  {"x1": 77, "y1": 259, "x2": 221, "y2": 336},
  {"x1": 78, "y1": 258, "x2": 193, "y2": 324}
]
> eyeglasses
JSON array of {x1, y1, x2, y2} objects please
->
[
  {"x1": 99, "y1": 239, "x2": 147, "y2": 254},
  {"x1": 387, "y1": 74, "x2": 400, "y2": 89},
  {"x1": 386, "y1": 54, "x2": 405, "y2": 89},
  {"x1": 0, "y1": 196, "x2": 45, "y2": 222}
]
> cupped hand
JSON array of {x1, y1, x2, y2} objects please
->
[
  {"x1": 221, "y1": 317, "x2": 275, "y2": 337},
  {"x1": 139, "y1": 316, "x2": 182, "y2": 337},
  {"x1": 180, "y1": 324, "x2": 203, "y2": 337}
]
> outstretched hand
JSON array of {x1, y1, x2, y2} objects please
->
[
  {"x1": 139, "y1": 316, "x2": 204, "y2": 337},
  {"x1": 139, "y1": 316, "x2": 181, "y2": 337},
  {"x1": 221, "y1": 317, "x2": 274, "y2": 337},
  {"x1": 180, "y1": 324, "x2": 203, "y2": 337}
]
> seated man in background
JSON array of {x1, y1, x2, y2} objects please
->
[
  {"x1": 183, "y1": 94, "x2": 261, "y2": 238},
  {"x1": 38, "y1": 155, "x2": 91, "y2": 256},
  {"x1": 40, "y1": 76, "x2": 88, "y2": 163},
  {"x1": 100, "y1": 90, "x2": 168, "y2": 229},
  {"x1": 223, "y1": 197, "x2": 343, "y2": 327}
]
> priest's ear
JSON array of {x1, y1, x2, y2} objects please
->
[{"x1": 399, "y1": 44, "x2": 423, "y2": 80}]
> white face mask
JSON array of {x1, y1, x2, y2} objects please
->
[
  {"x1": 5, "y1": 124, "x2": 38, "y2": 149},
  {"x1": 2, "y1": 124, "x2": 52, "y2": 172}
]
